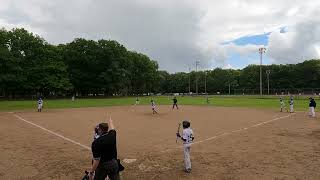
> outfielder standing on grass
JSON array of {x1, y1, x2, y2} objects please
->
[
  {"x1": 176, "y1": 120, "x2": 194, "y2": 173},
  {"x1": 89, "y1": 117, "x2": 120, "y2": 180},
  {"x1": 37, "y1": 97, "x2": 43, "y2": 112},
  {"x1": 309, "y1": 97, "x2": 316, "y2": 118},
  {"x1": 135, "y1": 97, "x2": 139, "y2": 105},
  {"x1": 172, "y1": 97, "x2": 179, "y2": 110}
]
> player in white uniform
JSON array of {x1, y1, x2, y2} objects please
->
[
  {"x1": 151, "y1": 100, "x2": 158, "y2": 114},
  {"x1": 309, "y1": 97, "x2": 316, "y2": 117},
  {"x1": 176, "y1": 120, "x2": 194, "y2": 173},
  {"x1": 37, "y1": 98, "x2": 43, "y2": 112},
  {"x1": 280, "y1": 97, "x2": 287, "y2": 112},
  {"x1": 289, "y1": 96, "x2": 294, "y2": 113}
]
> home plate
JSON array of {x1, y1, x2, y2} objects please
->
[{"x1": 123, "y1": 158, "x2": 137, "y2": 163}]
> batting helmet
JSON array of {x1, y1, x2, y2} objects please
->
[{"x1": 182, "y1": 120, "x2": 190, "y2": 128}]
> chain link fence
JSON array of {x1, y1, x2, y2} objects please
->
[{"x1": 234, "y1": 88, "x2": 320, "y2": 96}]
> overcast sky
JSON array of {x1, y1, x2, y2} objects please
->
[{"x1": 1, "y1": 0, "x2": 320, "y2": 72}]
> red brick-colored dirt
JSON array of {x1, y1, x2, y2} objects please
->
[{"x1": 1, "y1": 105, "x2": 320, "y2": 179}]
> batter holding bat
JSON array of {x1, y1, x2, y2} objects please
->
[{"x1": 176, "y1": 120, "x2": 194, "y2": 173}]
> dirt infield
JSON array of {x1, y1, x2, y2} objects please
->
[{"x1": 1, "y1": 105, "x2": 320, "y2": 179}]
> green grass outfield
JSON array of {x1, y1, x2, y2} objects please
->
[{"x1": 0, "y1": 95, "x2": 316, "y2": 111}]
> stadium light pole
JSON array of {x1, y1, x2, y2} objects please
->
[
  {"x1": 205, "y1": 71, "x2": 207, "y2": 95},
  {"x1": 258, "y1": 47, "x2": 266, "y2": 96},
  {"x1": 188, "y1": 67, "x2": 191, "y2": 95},
  {"x1": 195, "y1": 61, "x2": 200, "y2": 95},
  {"x1": 266, "y1": 70, "x2": 271, "y2": 95}
]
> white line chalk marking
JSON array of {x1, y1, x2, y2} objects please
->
[
  {"x1": 13, "y1": 113, "x2": 137, "y2": 164},
  {"x1": 13, "y1": 114, "x2": 91, "y2": 150},
  {"x1": 12, "y1": 113, "x2": 293, "y2": 163},
  {"x1": 162, "y1": 114, "x2": 293, "y2": 152},
  {"x1": 192, "y1": 114, "x2": 292, "y2": 145},
  {"x1": 123, "y1": 159, "x2": 137, "y2": 163}
]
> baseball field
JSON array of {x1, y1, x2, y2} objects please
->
[{"x1": 1, "y1": 96, "x2": 320, "y2": 179}]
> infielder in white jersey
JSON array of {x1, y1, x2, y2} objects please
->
[
  {"x1": 289, "y1": 96, "x2": 294, "y2": 113},
  {"x1": 37, "y1": 98, "x2": 43, "y2": 112},
  {"x1": 176, "y1": 120, "x2": 194, "y2": 173},
  {"x1": 280, "y1": 97, "x2": 287, "y2": 112},
  {"x1": 151, "y1": 99, "x2": 158, "y2": 114}
]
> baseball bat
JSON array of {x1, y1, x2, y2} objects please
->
[{"x1": 176, "y1": 123, "x2": 181, "y2": 143}]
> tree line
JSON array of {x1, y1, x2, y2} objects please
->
[
  {"x1": 0, "y1": 28, "x2": 159, "y2": 98},
  {"x1": 0, "y1": 28, "x2": 319, "y2": 98}
]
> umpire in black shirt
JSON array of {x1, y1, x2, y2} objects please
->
[{"x1": 89, "y1": 117, "x2": 120, "y2": 180}]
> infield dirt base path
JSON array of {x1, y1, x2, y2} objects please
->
[{"x1": 1, "y1": 105, "x2": 320, "y2": 179}]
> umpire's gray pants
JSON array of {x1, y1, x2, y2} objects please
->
[{"x1": 183, "y1": 144, "x2": 191, "y2": 170}]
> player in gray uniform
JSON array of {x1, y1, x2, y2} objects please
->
[
  {"x1": 176, "y1": 120, "x2": 194, "y2": 173},
  {"x1": 37, "y1": 98, "x2": 43, "y2": 112},
  {"x1": 289, "y1": 96, "x2": 294, "y2": 113},
  {"x1": 151, "y1": 100, "x2": 158, "y2": 114}
]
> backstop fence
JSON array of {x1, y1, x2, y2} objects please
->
[{"x1": 233, "y1": 88, "x2": 320, "y2": 96}]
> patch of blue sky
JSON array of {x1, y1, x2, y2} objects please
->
[
  {"x1": 224, "y1": 32, "x2": 271, "y2": 46},
  {"x1": 224, "y1": 26, "x2": 287, "y2": 46},
  {"x1": 222, "y1": 27, "x2": 288, "y2": 69}
]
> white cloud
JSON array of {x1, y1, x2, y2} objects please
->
[
  {"x1": 223, "y1": 64, "x2": 233, "y2": 69},
  {"x1": 286, "y1": 7, "x2": 300, "y2": 17},
  {"x1": 0, "y1": 0, "x2": 320, "y2": 72},
  {"x1": 267, "y1": 17, "x2": 320, "y2": 64},
  {"x1": 225, "y1": 43, "x2": 263, "y2": 57}
]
